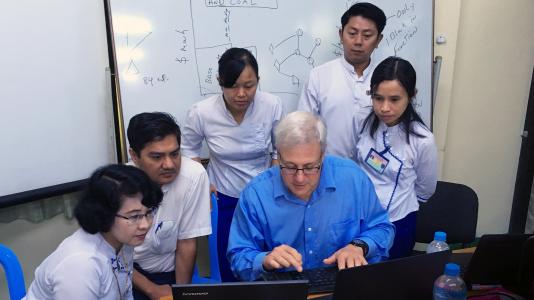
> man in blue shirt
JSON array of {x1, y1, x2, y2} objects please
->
[{"x1": 227, "y1": 111, "x2": 394, "y2": 281}]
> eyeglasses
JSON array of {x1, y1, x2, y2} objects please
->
[
  {"x1": 279, "y1": 164, "x2": 322, "y2": 176},
  {"x1": 116, "y1": 207, "x2": 157, "y2": 225}
]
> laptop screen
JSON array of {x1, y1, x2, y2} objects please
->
[{"x1": 172, "y1": 280, "x2": 308, "y2": 300}]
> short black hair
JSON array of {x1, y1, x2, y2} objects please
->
[
  {"x1": 341, "y1": 2, "x2": 387, "y2": 34},
  {"x1": 218, "y1": 47, "x2": 259, "y2": 88},
  {"x1": 127, "y1": 112, "x2": 181, "y2": 155},
  {"x1": 74, "y1": 164, "x2": 163, "y2": 234},
  {"x1": 362, "y1": 56, "x2": 426, "y2": 143}
]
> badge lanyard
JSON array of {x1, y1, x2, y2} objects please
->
[
  {"x1": 364, "y1": 145, "x2": 403, "y2": 211},
  {"x1": 111, "y1": 250, "x2": 131, "y2": 300}
]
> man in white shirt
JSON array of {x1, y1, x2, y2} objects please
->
[
  {"x1": 298, "y1": 2, "x2": 386, "y2": 159},
  {"x1": 127, "y1": 112, "x2": 211, "y2": 300}
]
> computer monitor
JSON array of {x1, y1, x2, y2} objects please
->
[{"x1": 172, "y1": 280, "x2": 308, "y2": 300}]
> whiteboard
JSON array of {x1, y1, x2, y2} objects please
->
[
  {"x1": 110, "y1": 0, "x2": 433, "y2": 151},
  {"x1": 0, "y1": 0, "x2": 116, "y2": 203}
]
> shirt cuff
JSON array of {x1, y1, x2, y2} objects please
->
[
  {"x1": 252, "y1": 252, "x2": 269, "y2": 279},
  {"x1": 356, "y1": 236, "x2": 376, "y2": 258}
]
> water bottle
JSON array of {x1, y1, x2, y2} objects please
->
[
  {"x1": 426, "y1": 231, "x2": 450, "y2": 253},
  {"x1": 433, "y1": 263, "x2": 467, "y2": 300}
]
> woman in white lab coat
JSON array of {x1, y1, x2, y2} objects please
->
[
  {"x1": 181, "y1": 48, "x2": 282, "y2": 281},
  {"x1": 24, "y1": 164, "x2": 163, "y2": 299},
  {"x1": 354, "y1": 57, "x2": 438, "y2": 259}
]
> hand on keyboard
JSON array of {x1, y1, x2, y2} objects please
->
[
  {"x1": 263, "y1": 244, "x2": 303, "y2": 272},
  {"x1": 323, "y1": 243, "x2": 367, "y2": 270}
]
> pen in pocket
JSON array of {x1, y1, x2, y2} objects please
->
[{"x1": 155, "y1": 221, "x2": 163, "y2": 234}]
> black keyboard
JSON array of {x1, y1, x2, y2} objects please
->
[{"x1": 262, "y1": 266, "x2": 338, "y2": 294}]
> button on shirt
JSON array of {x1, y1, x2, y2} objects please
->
[
  {"x1": 25, "y1": 229, "x2": 134, "y2": 300},
  {"x1": 299, "y1": 57, "x2": 375, "y2": 159},
  {"x1": 181, "y1": 91, "x2": 283, "y2": 198},
  {"x1": 354, "y1": 120, "x2": 438, "y2": 222},
  {"x1": 227, "y1": 155, "x2": 394, "y2": 281}
]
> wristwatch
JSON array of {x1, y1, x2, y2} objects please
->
[{"x1": 349, "y1": 239, "x2": 369, "y2": 257}]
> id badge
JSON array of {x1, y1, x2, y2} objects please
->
[{"x1": 365, "y1": 148, "x2": 389, "y2": 174}]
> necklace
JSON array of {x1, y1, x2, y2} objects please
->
[{"x1": 111, "y1": 249, "x2": 132, "y2": 300}]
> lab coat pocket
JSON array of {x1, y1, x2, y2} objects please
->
[
  {"x1": 152, "y1": 220, "x2": 178, "y2": 254},
  {"x1": 241, "y1": 125, "x2": 268, "y2": 158}
]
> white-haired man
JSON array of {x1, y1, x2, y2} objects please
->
[{"x1": 227, "y1": 111, "x2": 394, "y2": 281}]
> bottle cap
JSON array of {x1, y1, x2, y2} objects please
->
[
  {"x1": 434, "y1": 231, "x2": 447, "y2": 242},
  {"x1": 444, "y1": 263, "x2": 460, "y2": 276}
]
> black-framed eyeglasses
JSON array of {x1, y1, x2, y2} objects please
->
[
  {"x1": 116, "y1": 207, "x2": 157, "y2": 225},
  {"x1": 279, "y1": 164, "x2": 322, "y2": 176}
]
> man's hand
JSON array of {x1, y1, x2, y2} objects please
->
[
  {"x1": 262, "y1": 244, "x2": 303, "y2": 272},
  {"x1": 147, "y1": 284, "x2": 172, "y2": 300},
  {"x1": 323, "y1": 244, "x2": 368, "y2": 270}
]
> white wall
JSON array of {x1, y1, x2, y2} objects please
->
[{"x1": 434, "y1": 0, "x2": 534, "y2": 234}]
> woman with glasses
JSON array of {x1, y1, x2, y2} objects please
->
[
  {"x1": 181, "y1": 47, "x2": 283, "y2": 281},
  {"x1": 24, "y1": 164, "x2": 162, "y2": 300}
]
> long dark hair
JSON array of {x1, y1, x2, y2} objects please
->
[{"x1": 361, "y1": 56, "x2": 426, "y2": 143}]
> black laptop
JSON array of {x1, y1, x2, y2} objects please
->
[
  {"x1": 172, "y1": 280, "x2": 308, "y2": 300},
  {"x1": 327, "y1": 250, "x2": 451, "y2": 300},
  {"x1": 460, "y1": 233, "x2": 533, "y2": 287},
  {"x1": 280, "y1": 250, "x2": 451, "y2": 300}
]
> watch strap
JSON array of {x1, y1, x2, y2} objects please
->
[{"x1": 350, "y1": 239, "x2": 369, "y2": 257}]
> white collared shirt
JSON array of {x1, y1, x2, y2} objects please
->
[
  {"x1": 181, "y1": 91, "x2": 283, "y2": 198},
  {"x1": 25, "y1": 229, "x2": 134, "y2": 300},
  {"x1": 132, "y1": 156, "x2": 211, "y2": 272},
  {"x1": 298, "y1": 57, "x2": 375, "y2": 159},
  {"x1": 354, "y1": 120, "x2": 438, "y2": 222}
]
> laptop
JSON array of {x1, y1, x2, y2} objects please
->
[
  {"x1": 270, "y1": 250, "x2": 451, "y2": 300},
  {"x1": 460, "y1": 233, "x2": 533, "y2": 287},
  {"x1": 172, "y1": 280, "x2": 308, "y2": 300},
  {"x1": 328, "y1": 250, "x2": 451, "y2": 300}
]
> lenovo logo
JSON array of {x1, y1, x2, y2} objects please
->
[{"x1": 182, "y1": 292, "x2": 209, "y2": 296}]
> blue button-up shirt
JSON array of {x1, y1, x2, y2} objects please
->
[{"x1": 227, "y1": 155, "x2": 394, "y2": 281}]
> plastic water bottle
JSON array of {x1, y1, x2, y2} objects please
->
[
  {"x1": 426, "y1": 231, "x2": 450, "y2": 253},
  {"x1": 433, "y1": 263, "x2": 467, "y2": 300}
]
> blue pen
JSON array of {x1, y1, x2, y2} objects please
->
[{"x1": 155, "y1": 221, "x2": 163, "y2": 234}]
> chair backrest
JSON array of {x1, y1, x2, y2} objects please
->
[
  {"x1": 192, "y1": 192, "x2": 221, "y2": 283},
  {"x1": 0, "y1": 244, "x2": 26, "y2": 300},
  {"x1": 415, "y1": 181, "x2": 479, "y2": 244}
]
